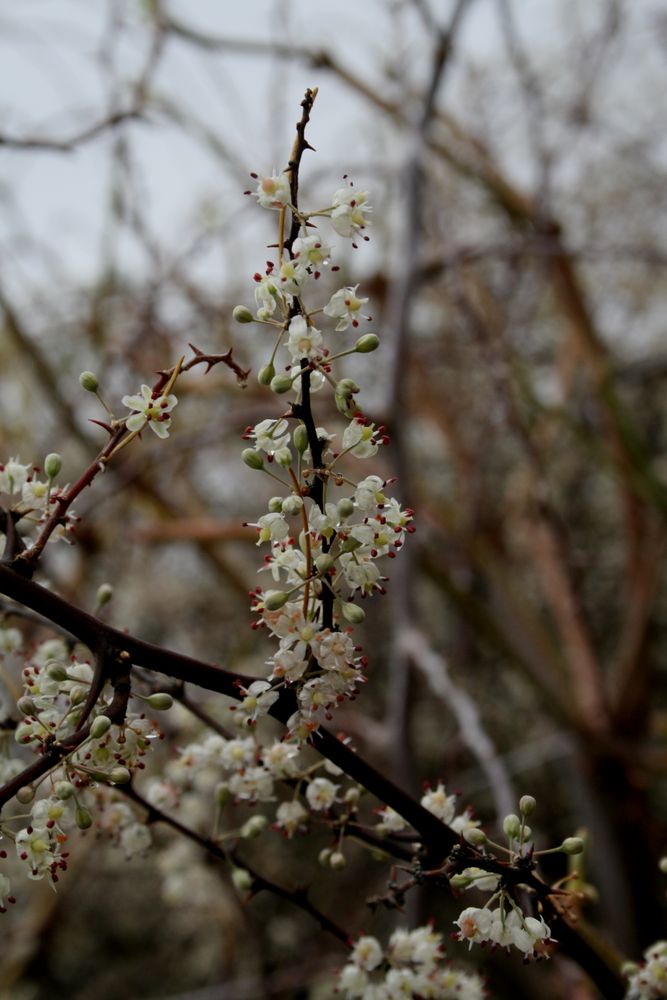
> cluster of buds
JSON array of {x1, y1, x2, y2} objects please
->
[{"x1": 0, "y1": 453, "x2": 78, "y2": 547}]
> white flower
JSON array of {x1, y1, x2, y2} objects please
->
[
  {"x1": 324, "y1": 285, "x2": 370, "y2": 331},
  {"x1": 219, "y1": 737, "x2": 257, "y2": 771},
  {"x1": 342, "y1": 418, "x2": 379, "y2": 459},
  {"x1": 120, "y1": 822, "x2": 152, "y2": 859},
  {"x1": 121, "y1": 385, "x2": 178, "y2": 439},
  {"x1": 305, "y1": 776, "x2": 338, "y2": 811},
  {"x1": 21, "y1": 478, "x2": 50, "y2": 509},
  {"x1": 337, "y1": 963, "x2": 369, "y2": 998},
  {"x1": 351, "y1": 935, "x2": 383, "y2": 971},
  {"x1": 340, "y1": 554, "x2": 382, "y2": 595},
  {"x1": 627, "y1": 941, "x2": 667, "y2": 1000},
  {"x1": 268, "y1": 646, "x2": 309, "y2": 682},
  {"x1": 250, "y1": 418, "x2": 291, "y2": 454},
  {"x1": 255, "y1": 171, "x2": 291, "y2": 210},
  {"x1": 354, "y1": 475, "x2": 386, "y2": 511},
  {"x1": 420, "y1": 783, "x2": 457, "y2": 824},
  {"x1": 293, "y1": 233, "x2": 332, "y2": 268},
  {"x1": 233, "y1": 680, "x2": 280, "y2": 726},
  {"x1": 252, "y1": 512, "x2": 290, "y2": 546},
  {"x1": 0, "y1": 872, "x2": 12, "y2": 912},
  {"x1": 0, "y1": 627, "x2": 22, "y2": 654},
  {"x1": 286, "y1": 315, "x2": 323, "y2": 363},
  {"x1": 274, "y1": 800, "x2": 308, "y2": 837},
  {"x1": 254, "y1": 273, "x2": 287, "y2": 320},
  {"x1": 330, "y1": 188, "x2": 371, "y2": 238},
  {"x1": 460, "y1": 867, "x2": 500, "y2": 893},
  {"x1": 228, "y1": 765, "x2": 274, "y2": 802},
  {"x1": 15, "y1": 826, "x2": 59, "y2": 880},
  {"x1": 0, "y1": 457, "x2": 31, "y2": 494},
  {"x1": 262, "y1": 740, "x2": 300, "y2": 777},
  {"x1": 278, "y1": 255, "x2": 308, "y2": 295},
  {"x1": 375, "y1": 806, "x2": 407, "y2": 835},
  {"x1": 312, "y1": 629, "x2": 355, "y2": 671},
  {"x1": 454, "y1": 906, "x2": 495, "y2": 948}
]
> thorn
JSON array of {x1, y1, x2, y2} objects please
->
[{"x1": 88, "y1": 419, "x2": 114, "y2": 435}]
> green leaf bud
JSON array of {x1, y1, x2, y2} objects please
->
[
  {"x1": 463, "y1": 827, "x2": 488, "y2": 847},
  {"x1": 44, "y1": 453, "x2": 62, "y2": 479},
  {"x1": 55, "y1": 781, "x2": 75, "y2": 800},
  {"x1": 263, "y1": 590, "x2": 290, "y2": 611},
  {"x1": 293, "y1": 424, "x2": 309, "y2": 454},
  {"x1": 503, "y1": 814, "x2": 521, "y2": 840},
  {"x1": 146, "y1": 692, "x2": 174, "y2": 710},
  {"x1": 257, "y1": 362, "x2": 275, "y2": 385},
  {"x1": 270, "y1": 372, "x2": 294, "y2": 394},
  {"x1": 16, "y1": 785, "x2": 35, "y2": 804},
  {"x1": 561, "y1": 837, "x2": 584, "y2": 855},
  {"x1": 519, "y1": 795, "x2": 536, "y2": 816},
  {"x1": 75, "y1": 807, "x2": 94, "y2": 830},
  {"x1": 96, "y1": 583, "x2": 113, "y2": 606},
  {"x1": 242, "y1": 448, "x2": 264, "y2": 470},
  {"x1": 90, "y1": 715, "x2": 112, "y2": 739},
  {"x1": 341, "y1": 601, "x2": 366, "y2": 624},
  {"x1": 240, "y1": 815, "x2": 268, "y2": 840},
  {"x1": 110, "y1": 766, "x2": 132, "y2": 784},
  {"x1": 233, "y1": 305, "x2": 254, "y2": 324},
  {"x1": 337, "y1": 498, "x2": 355, "y2": 519},
  {"x1": 79, "y1": 371, "x2": 99, "y2": 392},
  {"x1": 355, "y1": 333, "x2": 380, "y2": 353}
]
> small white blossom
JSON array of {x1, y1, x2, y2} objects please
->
[
  {"x1": 250, "y1": 418, "x2": 291, "y2": 454},
  {"x1": 324, "y1": 285, "x2": 370, "y2": 331},
  {"x1": 274, "y1": 800, "x2": 308, "y2": 837},
  {"x1": 351, "y1": 935, "x2": 384, "y2": 971},
  {"x1": 293, "y1": 233, "x2": 332, "y2": 268},
  {"x1": 330, "y1": 188, "x2": 371, "y2": 238},
  {"x1": 286, "y1": 315, "x2": 323, "y2": 363},
  {"x1": 305, "y1": 776, "x2": 338, "y2": 811},
  {"x1": 421, "y1": 783, "x2": 457, "y2": 824},
  {"x1": 0, "y1": 458, "x2": 30, "y2": 494},
  {"x1": 342, "y1": 418, "x2": 379, "y2": 459},
  {"x1": 121, "y1": 385, "x2": 178, "y2": 439},
  {"x1": 254, "y1": 171, "x2": 291, "y2": 210}
]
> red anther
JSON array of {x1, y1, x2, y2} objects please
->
[
  {"x1": 331, "y1": 265, "x2": 340, "y2": 272},
  {"x1": 407, "y1": 525, "x2": 416, "y2": 533},
  {"x1": 19, "y1": 852, "x2": 28, "y2": 861},
  {"x1": 352, "y1": 319, "x2": 359, "y2": 327},
  {"x1": 250, "y1": 172, "x2": 258, "y2": 179},
  {"x1": 253, "y1": 272, "x2": 262, "y2": 282}
]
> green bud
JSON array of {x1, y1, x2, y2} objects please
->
[
  {"x1": 318, "y1": 848, "x2": 333, "y2": 868},
  {"x1": 463, "y1": 827, "x2": 488, "y2": 847},
  {"x1": 337, "y1": 498, "x2": 355, "y2": 519},
  {"x1": 293, "y1": 425, "x2": 309, "y2": 454},
  {"x1": 233, "y1": 305, "x2": 254, "y2": 324},
  {"x1": 355, "y1": 333, "x2": 380, "y2": 353},
  {"x1": 329, "y1": 850, "x2": 346, "y2": 870},
  {"x1": 146, "y1": 692, "x2": 174, "y2": 710},
  {"x1": 90, "y1": 715, "x2": 112, "y2": 739},
  {"x1": 76, "y1": 807, "x2": 94, "y2": 830},
  {"x1": 17, "y1": 696, "x2": 36, "y2": 716},
  {"x1": 55, "y1": 781, "x2": 75, "y2": 800},
  {"x1": 231, "y1": 867, "x2": 253, "y2": 892},
  {"x1": 16, "y1": 785, "x2": 35, "y2": 804},
  {"x1": 335, "y1": 391, "x2": 357, "y2": 418},
  {"x1": 561, "y1": 837, "x2": 584, "y2": 855},
  {"x1": 263, "y1": 590, "x2": 290, "y2": 611},
  {"x1": 281, "y1": 495, "x2": 304, "y2": 516},
  {"x1": 519, "y1": 795, "x2": 536, "y2": 816},
  {"x1": 96, "y1": 583, "x2": 113, "y2": 606},
  {"x1": 522, "y1": 825, "x2": 532, "y2": 840},
  {"x1": 449, "y1": 873, "x2": 473, "y2": 889},
  {"x1": 337, "y1": 378, "x2": 360, "y2": 396},
  {"x1": 268, "y1": 496, "x2": 283, "y2": 513},
  {"x1": 109, "y1": 766, "x2": 132, "y2": 784},
  {"x1": 315, "y1": 553, "x2": 335, "y2": 574},
  {"x1": 242, "y1": 448, "x2": 264, "y2": 470},
  {"x1": 216, "y1": 781, "x2": 230, "y2": 806},
  {"x1": 270, "y1": 373, "x2": 294, "y2": 394},
  {"x1": 69, "y1": 684, "x2": 88, "y2": 706},
  {"x1": 274, "y1": 446, "x2": 292, "y2": 468},
  {"x1": 240, "y1": 815, "x2": 268, "y2": 840},
  {"x1": 503, "y1": 814, "x2": 521, "y2": 840},
  {"x1": 341, "y1": 601, "x2": 366, "y2": 625},
  {"x1": 44, "y1": 453, "x2": 62, "y2": 479},
  {"x1": 257, "y1": 362, "x2": 275, "y2": 385},
  {"x1": 46, "y1": 660, "x2": 68, "y2": 682},
  {"x1": 79, "y1": 371, "x2": 99, "y2": 392},
  {"x1": 340, "y1": 536, "x2": 363, "y2": 554},
  {"x1": 344, "y1": 787, "x2": 360, "y2": 806}
]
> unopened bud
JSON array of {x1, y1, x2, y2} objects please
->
[
  {"x1": 337, "y1": 378, "x2": 360, "y2": 397},
  {"x1": 76, "y1": 807, "x2": 94, "y2": 830},
  {"x1": 318, "y1": 848, "x2": 333, "y2": 867},
  {"x1": 274, "y1": 446, "x2": 292, "y2": 468},
  {"x1": 16, "y1": 785, "x2": 35, "y2": 804},
  {"x1": 216, "y1": 782, "x2": 230, "y2": 806},
  {"x1": 561, "y1": 837, "x2": 584, "y2": 855},
  {"x1": 69, "y1": 684, "x2": 88, "y2": 706},
  {"x1": 46, "y1": 661, "x2": 68, "y2": 682},
  {"x1": 146, "y1": 693, "x2": 173, "y2": 710},
  {"x1": 344, "y1": 787, "x2": 360, "y2": 806},
  {"x1": 329, "y1": 850, "x2": 346, "y2": 870},
  {"x1": 315, "y1": 553, "x2": 335, "y2": 574},
  {"x1": 96, "y1": 583, "x2": 113, "y2": 606},
  {"x1": 341, "y1": 601, "x2": 365, "y2": 624},
  {"x1": 240, "y1": 815, "x2": 268, "y2": 840},
  {"x1": 340, "y1": 537, "x2": 363, "y2": 554},
  {"x1": 90, "y1": 715, "x2": 112, "y2": 739},
  {"x1": 17, "y1": 696, "x2": 36, "y2": 716},
  {"x1": 463, "y1": 827, "x2": 488, "y2": 847},
  {"x1": 257, "y1": 363, "x2": 275, "y2": 385},
  {"x1": 233, "y1": 305, "x2": 254, "y2": 324},
  {"x1": 281, "y1": 495, "x2": 304, "y2": 516},
  {"x1": 263, "y1": 590, "x2": 289, "y2": 611},
  {"x1": 355, "y1": 333, "x2": 380, "y2": 353},
  {"x1": 449, "y1": 873, "x2": 473, "y2": 889},
  {"x1": 242, "y1": 448, "x2": 264, "y2": 470},
  {"x1": 268, "y1": 496, "x2": 283, "y2": 513},
  {"x1": 109, "y1": 766, "x2": 132, "y2": 784},
  {"x1": 270, "y1": 373, "x2": 294, "y2": 394},
  {"x1": 659, "y1": 857, "x2": 667, "y2": 874},
  {"x1": 79, "y1": 371, "x2": 99, "y2": 392},
  {"x1": 293, "y1": 425, "x2": 309, "y2": 454},
  {"x1": 519, "y1": 795, "x2": 536, "y2": 816},
  {"x1": 503, "y1": 814, "x2": 521, "y2": 840},
  {"x1": 337, "y1": 498, "x2": 355, "y2": 519},
  {"x1": 55, "y1": 781, "x2": 75, "y2": 800},
  {"x1": 44, "y1": 453, "x2": 62, "y2": 479},
  {"x1": 231, "y1": 867, "x2": 253, "y2": 892}
]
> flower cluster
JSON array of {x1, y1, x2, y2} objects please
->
[
  {"x1": 624, "y1": 941, "x2": 667, "y2": 999},
  {"x1": 454, "y1": 902, "x2": 551, "y2": 958},
  {"x1": 0, "y1": 454, "x2": 78, "y2": 552},
  {"x1": 337, "y1": 927, "x2": 486, "y2": 999},
  {"x1": 236, "y1": 172, "x2": 414, "y2": 741}
]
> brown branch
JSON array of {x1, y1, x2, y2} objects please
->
[{"x1": 0, "y1": 109, "x2": 144, "y2": 152}]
